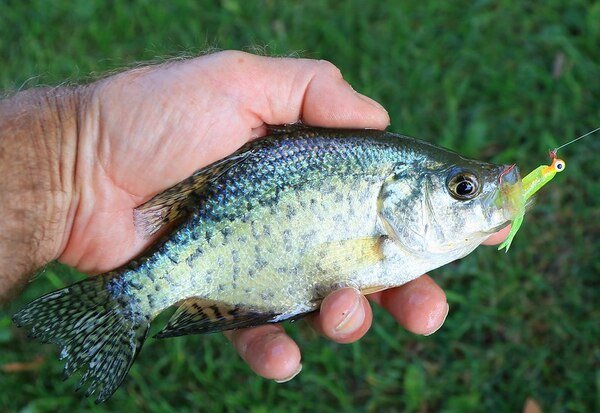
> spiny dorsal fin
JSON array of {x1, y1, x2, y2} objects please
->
[
  {"x1": 266, "y1": 122, "x2": 313, "y2": 135},
  {"x1": 133, "y1": 152, "x2": 251, "y2": 236},
  {"x1": 154, "y1": 298, "x2": 277, "y2": 338}
]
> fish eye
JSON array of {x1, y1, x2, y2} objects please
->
[{"x1": 447, "y1": 171, "x2": 481, "y2": 200}]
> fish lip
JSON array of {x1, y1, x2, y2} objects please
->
[
  {"x1": 496, "y1": 164, "x2": 522, "y2": 222},
  {"x1": 480, "y1": 164, "x2": 522, "y2": 231},
  {"x1": 486, "y1": 221, "x2": 511, "y2": 235}
]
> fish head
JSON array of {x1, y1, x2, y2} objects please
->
[{"x1": 379, "y1": 155, "x2": 522, "y2": 258}]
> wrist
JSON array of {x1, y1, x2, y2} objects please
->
[{"x1": 0, "y1": 86, "x2": 84, "y2": 302}]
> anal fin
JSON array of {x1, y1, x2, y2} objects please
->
[{"x1": 154, "y1": 298, "x2": 277, "y2": 338}]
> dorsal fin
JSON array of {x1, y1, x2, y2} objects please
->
[
  {"x1": 266, "y1": 122, "x2": 313, "y2": 135},
  {"x1": 133, "y1": 152, "x2": 251, "y2": 236},
  {"x1": 153, "y1": 298, "x2": 278, "y2": 338}
]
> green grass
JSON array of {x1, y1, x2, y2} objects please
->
[{"x1": 1, "y1": 1, "x2": 599, "y2": 412}]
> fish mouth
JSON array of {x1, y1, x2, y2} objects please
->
[
  {"x1": 476, "y1": 164, "x2": 522, "y2": 237},
  {"x1": 496, "y1": 164, "x2": 522, "y2": 222}
]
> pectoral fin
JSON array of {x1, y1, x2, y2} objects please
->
[
  {"x1": 305, "y1": 237, "x2": 388, "y2": 299},
  {"x1": 154, "y1": 298, "x2": 277, "y2": 338},
  {"x1": 309, "y1": 236, "x2": 385, "y2": 276}
]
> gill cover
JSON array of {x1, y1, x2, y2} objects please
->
[{"x1": 377, "y1": 172, "x2": 439, "y2": 255}]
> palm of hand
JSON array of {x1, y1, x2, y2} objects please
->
[{"x1": 60, "y1": 54, "x2": 266, "y2": 272}]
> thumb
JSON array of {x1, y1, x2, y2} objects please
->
[{"x1": 209, "y1": 51, "x2": 390, "y2": 130}]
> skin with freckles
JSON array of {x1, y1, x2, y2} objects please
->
[{"x1": 1, "y1": 50, "x2": 508, "y2": 383}]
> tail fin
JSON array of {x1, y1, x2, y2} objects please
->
[{"x1": 13, "y1": 276, "x2": 150, "y2": 403}]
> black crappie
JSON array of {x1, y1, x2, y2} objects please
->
[{"x1": 14, "y1": 124, "x2": 521, "y2": 402}]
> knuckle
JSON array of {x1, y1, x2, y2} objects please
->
[
  {"x1": 315, "y1": 59, "x2": 343, "y2": 79},
  {"x1": 212, "y1": 50, "x2": 254, "y2": 64}
]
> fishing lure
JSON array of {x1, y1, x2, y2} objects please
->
[{"x1": 498, "y1": 127, "x2": 600, "y2": 251}]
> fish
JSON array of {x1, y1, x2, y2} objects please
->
[{"x1": 13, "y1": 124, "x2": 521, "y2": 403}]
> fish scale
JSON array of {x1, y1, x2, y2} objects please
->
[
  {"x1": 124, "y1": 132, "x2": 406, "y2": 315},
  {"x1": 13, "y1": 125, "x2": 520, "y2": 402}
]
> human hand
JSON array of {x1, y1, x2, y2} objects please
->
[{"x1": 2, "y1": 50, "x2": 508, "y2": 382}]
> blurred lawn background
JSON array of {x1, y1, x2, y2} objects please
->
[{"x1": 1, "y1": 1, "x2": 599, "y2": 412}]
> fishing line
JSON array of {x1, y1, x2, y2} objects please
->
[{"x1": 553, "y1": 126, "x2": 600, "y2": 153}]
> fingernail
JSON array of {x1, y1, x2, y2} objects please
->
[
  {"x1": 334, "y1": 289, "x2": 365, "y2": 335},
  {"x1": 424, "y1": 303, "x2": 449, "y2": 336},
  {"x1": 354, "y1": 91, "x2": 388, "y2": 114},
  {"x1": 274, "y1": 363, "x2": 302, "y2": 383}
]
